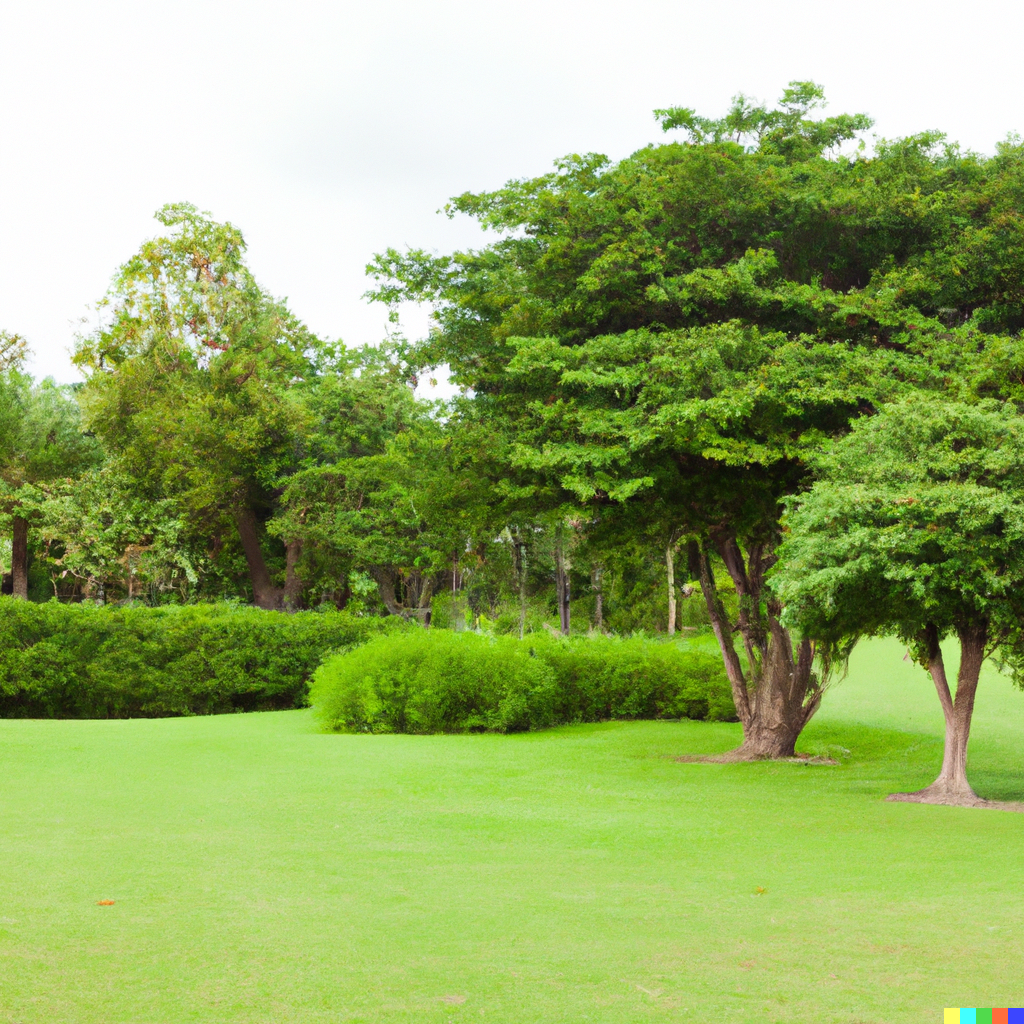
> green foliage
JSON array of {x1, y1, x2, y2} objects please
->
[
  {"x1": 73, "y1": 203, "x2": 322, "y2": 511},
  {"x1": 775, "y1": 399, "x2": 1024, "y2": 671},
  {"x1": 0, "y1": 331, "x2": 27, "y2": 371},
  {"x1": 654, "y1": 80, "x2": 873, "y2": 161},
  {"x1": 311, "y1": 629, "x2": 734, "y2": 734},
  {"x1": 0, "y1": 373, "x2": 100, "y2": 494},
  {"x1": 0, "y1": 599, "x2": 403, "y2": 718},
  {"x1": 20, "y1": 466, "x2": 200, "y2": 602}
]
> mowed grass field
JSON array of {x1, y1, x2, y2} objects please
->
[{"x1": 1, "y1": 639, "x2": 1023, "y2": 1024}]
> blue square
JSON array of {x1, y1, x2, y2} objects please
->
[{"x1": 1007, "y1": 1010, "x2": 1024, "y2": 1024}]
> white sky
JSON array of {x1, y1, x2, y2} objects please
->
[{"x1": 2, "y1": 0, "x2": 1022, "y2": 383}]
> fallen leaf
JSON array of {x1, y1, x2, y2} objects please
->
[
  {"x1": 754, "y1": 886, "x2": 768, "y2": 895},
  {"x1": 96, "y1": 900, "x2": 115, "y2": 906}
]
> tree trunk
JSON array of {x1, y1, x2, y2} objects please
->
[
  {"x1": 11, "y1": 515, "x2": 28, "y2": 600},
  {"x1": 691, "y1": 536, "x2": 822, "y2": 759},
  {"x1": 234, "y1": 508, "x2": 283, "y2": 610},
  {"x1": 512, "y1": 534, "x2": 528, "y2": 640},
  {"x1": 371, "y1": 567, "x2": 433, "y2": 625},
  {"x1": 555, "y1": 536, "x2": 570, "y2": 636},
  {"x1": 451, "y1": 554, "x2": 465, "y2": 632},
  {"x1": 591, "y1": 563, "x2": 604, "y2": 634},
  {"x1": 666, "y1": 542, "x2": 677, "y2": 636},
  {"x1": 283, "y1": 539, "x2": 304, "y2": 612},
  {"x1": 329, "y1": 578, "x2": 351, "y2": 611},
  {"x1": 889, "y1": 621, "x2": 989, "y2": 807}
]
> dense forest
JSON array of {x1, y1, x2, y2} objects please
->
[{"x1": 6, "y1": 82, "x2": 1024, "y2": 795}]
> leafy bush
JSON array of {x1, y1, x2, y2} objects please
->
[
  {"x1": 311, "y1": 629, "x2": 735, "y2": 733},
  {"x1": 0, "y1": 599, "x2": 403, "y2": 718}
]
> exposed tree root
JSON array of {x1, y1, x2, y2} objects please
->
[{"x1": 886, "y1": 787, "x2": 1024, "y2": 812}]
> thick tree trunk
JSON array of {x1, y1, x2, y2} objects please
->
[
  {"x1": 234, "y1": 508, "x2": 283, "y2": 610},
  {"x1": 11, "y1": 515, "x2": 28, "y2": 600},
  {"x1": 691, "y1": 536, "x2": 822, "y2": 759},
  {"x1": 889, "y1": 622, "x2": 988, "y2": 807},
  {"x1": 555, "y1": 537, "x2": 570, "y2": 636},
  {"x1": 666, "y1": 542, "x2": 677, "y2": 636}
]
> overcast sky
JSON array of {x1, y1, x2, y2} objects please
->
[{"x1": 2, "y1": 0, "x2": 1022, "y2": 382}]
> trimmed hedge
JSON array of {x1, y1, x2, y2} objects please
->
[
  {"x1": 311, "y1": 629, "x2": 736, "y2": 733},
  {"x1": 0, "y1": 599, "x2": 404, "y2": 718}
]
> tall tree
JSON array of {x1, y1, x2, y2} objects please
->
[
  {"x1": 775, "y1": 400, "x2": 1024, "y2": 807},
  {"x1": 74, "y1": 204, "x2": 325, "y2": 610}
]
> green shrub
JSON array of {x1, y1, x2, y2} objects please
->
[
  {"x1": 311, "y1": 629, "x2": 735, "y2": 733},
  {"x1": 311, "y1": 630, "x2": 557, "y2": 733},
  {"x1": 0, "y1": 598, "x2": 404, "y2": 718},
  {"x1": 523, "y1": 631, "x2": 735, "y2": 724}
]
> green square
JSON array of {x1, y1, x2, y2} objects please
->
[{"x1": 977, "y1": 1011, "x2": 993, "y2": 1024}]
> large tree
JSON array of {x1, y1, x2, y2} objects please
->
[
  {"x1": 74, "y1": 204, "x2": 327, "y2": 610},
  {"x1": 775, "y1": 400, "x2": 1024, "y2": 807},
  {"x1": 370, "y1": 83, "x2": 1007, "y2": 756}
]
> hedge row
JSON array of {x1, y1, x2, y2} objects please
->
[
  {"x1": 0, "y1": 599, "x2": 403, "y2": 718},
  {"x1": 311, "y1": 629, "x2": 736, "y2": 733}
]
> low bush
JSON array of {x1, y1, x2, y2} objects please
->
[
  {"x1": 0, "y1": 599, "x2": 404, "y2": 718},
  {"x1": 311, "y1": 629, "x2": 735, "y2": 733}
]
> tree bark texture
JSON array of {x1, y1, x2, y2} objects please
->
[
  {"x1": 371, "y1": 567, "x2": 433, "y2": 624},
  {"x1": 889, "y1": 621, "x2": 989, "y2": 807},
  {"x1": 666, "y1": 542, "x2": 677, "y2": 636},
  {"x1": 691, "y1": 535, "x2": 822, "y2": 759},
  {"x1": 11, "y1": 515, "x2": 28, "y2": 600},
  {"x1": 555, "y1": 537, "x2": 570, "y2": 636},
  {"x1": 234, "y1": 507, "x2": 285, "y2": 610}
]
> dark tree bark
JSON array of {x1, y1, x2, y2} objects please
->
[
  {"x1": 234, "y1": 507, "x2": 284, "y2": 610},
  {"x1": 11, "y1": 515, "x2": 28, "y2": 600},
  {"x1": 691, "y1": 534, "x2": 822, "y2": 759},
  {"x1": 889, "y1": 621, "x2": 989, "y2": 807},
  {"x1": 371, "y1": 567, "x2": 433, "y2": 624}
]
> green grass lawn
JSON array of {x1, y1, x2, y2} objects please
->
[{"x1": 2, "y1": 639, "x2": 1023, "y2": 1024}]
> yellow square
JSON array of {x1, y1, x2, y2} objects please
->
[{"x1": 945, "y1": 1011, "x2": 961, "y2": 1024}]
